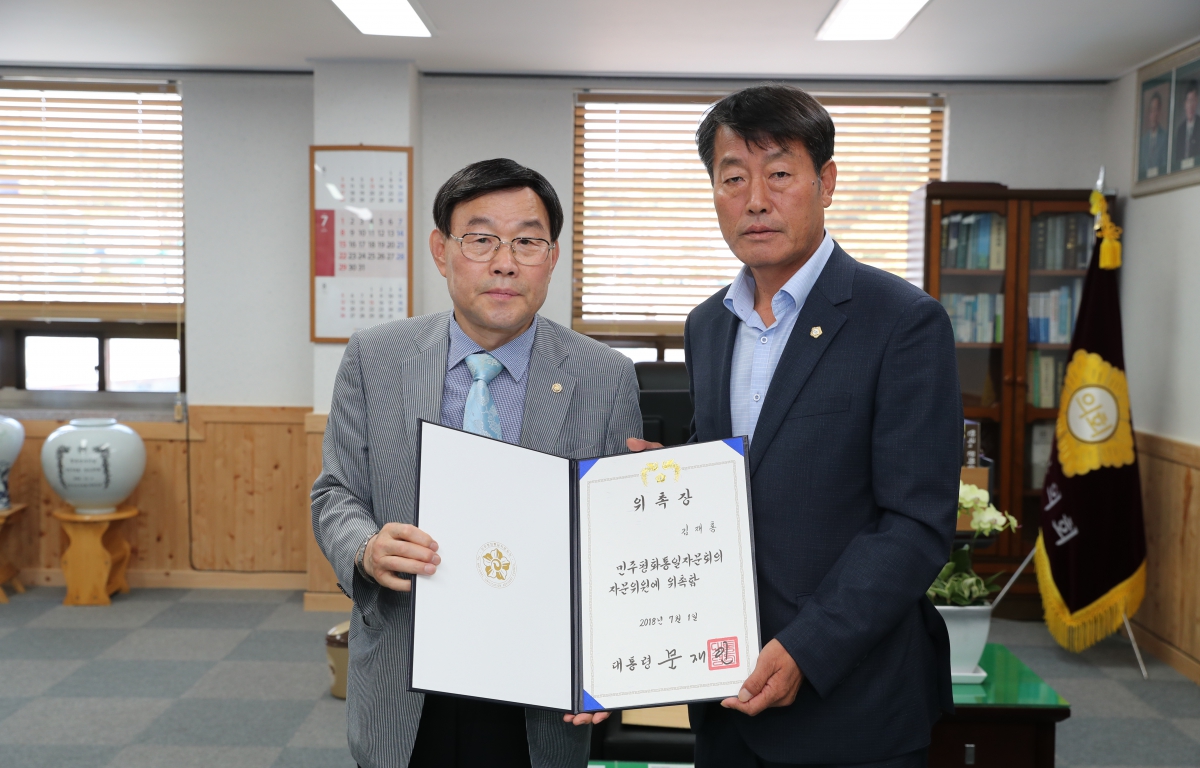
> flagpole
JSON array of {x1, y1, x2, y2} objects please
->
[
  {"x1": 989, "y1": 546, "x2": 1036, "y2": 611},
  {"x1": 1122, "y1": 612, "x2": 1150, "y2": 680},
  {"x1": 1096, "y1": 164, "x2": 1148, "y2": 680}
]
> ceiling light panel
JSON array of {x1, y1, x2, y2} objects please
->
[
  {"x1": 816, "y1": 0, "x2": 931, "y2": 41},
  {"x1": 330, "y1": 0, "x2": 431, "y2": 37}
]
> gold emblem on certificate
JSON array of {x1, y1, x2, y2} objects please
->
[
  {"x1": 476, "y1": 541, "x2": 516, "y2": 588},
  {"x1": 640, "y1": 459, "x2": 681, "y2": 486}
]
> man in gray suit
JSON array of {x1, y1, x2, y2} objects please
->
[{"x1": 312, "y1": 159, "x2": 641, "y2": 768}]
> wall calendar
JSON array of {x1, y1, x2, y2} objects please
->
[{"x1": 310, "y1": 146, "x2": 413, "y2": 343}]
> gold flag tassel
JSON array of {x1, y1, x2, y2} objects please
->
[
  {"x1": 1034, "y1": 531, "x2": 1145, "y2": 652},
  {"x1": 1089, "y1": 190, "x2": 1123, "y2": 270}
]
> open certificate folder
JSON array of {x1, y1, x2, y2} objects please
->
[{"x1": 409, "y1": 421, "x2": 761, "y2": 713}]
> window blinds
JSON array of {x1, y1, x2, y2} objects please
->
[
  {"x1": 0, "y1": 81, "x2": 184, "y2": 320},
  {"x1": 572, "y1": 93, "x2": 943, "y2": 335}
]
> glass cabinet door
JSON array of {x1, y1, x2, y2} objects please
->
[
  {"x1": 1013, "y1": 199, "x2": 1093, "y2": 556},
  {"x1": 927, "y1": 198, "x2": 1018, "y2": 518}
]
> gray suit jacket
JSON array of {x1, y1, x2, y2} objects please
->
[{"x1": 312, "y1": 311, "x2": 642, "y2": 768}]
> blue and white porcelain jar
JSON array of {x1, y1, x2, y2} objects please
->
[
  {"x1": 41, "y1": 418, "x2": 146, "y2": 514},
  {"x1": 0, "y1": 416, "x2": 24, "y2": 510}
]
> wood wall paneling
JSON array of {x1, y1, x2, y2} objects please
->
[
  {"x1": 3, "y1": 409, "x2": 315, "y2": 586},
  {"x1": 188, "y1": 406, "x2": 310, "y2": 572},
  {"x1": 6, "y1": 409, "x2": 1194, "y2": 658},
  {"x1": 1133, "y1": 431, "x2": 1200, "y2": 682},
  {"x1": 2, "y1": 421, "x2": 192, "y2": 583},
  {"x1": 305, "y1": 412, "x2": 342, "y2": 596}
]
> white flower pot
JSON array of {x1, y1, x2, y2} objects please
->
[
  {"x1": 935, "y1": 604, "x2": 992, "y2": 684},
  {"x1": 41, "y1": 418, "x2": 146, "y2": 514},
  {"x1": 0, "y1": 416, "x2": 24, "y2": 510}
]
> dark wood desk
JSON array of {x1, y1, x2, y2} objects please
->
[{"x1": 930, "y1": 644, "x2": 1071, "y2": 768}]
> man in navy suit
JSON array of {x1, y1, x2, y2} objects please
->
[{"x1": 632, "y1": 84, "x2": 960, "y2": 767}]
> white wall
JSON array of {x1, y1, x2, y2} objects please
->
[
  {"x1": 1101, "y1": 71, "x2": 1200, "y2": 445},
  {"x1": 942, "y1": 83, "x2": 1110, "y2": 188},
  {"x1": 182, "y1": 73, "x2": 314, "y2": 406},
  {"x1": 170, "y1": 72, "x2": 1131, "y2": 409},
  {"x1": 310, "y1": 60, "x2": 421, "y2": 413},
  {"x1": 418, "y1": 77, "x2": 576, "y2": 326}
]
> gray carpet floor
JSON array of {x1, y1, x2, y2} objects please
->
[
  {"x1": 988, "y1": 617, "x2": 1200, "y2": 768},
  {"x1": 0, "y1": 586, "x2": 1197, "y2": 767},
  {"x1": 0, "y1": 586, "x2": 354, "y2": 768}
]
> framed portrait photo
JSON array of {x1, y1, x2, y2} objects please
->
[
  {"x1": 1170, "y1": 59, "x2": 1200, "y2": 174},
  {"x1": 1133, "y1": 40, "x2": 1200, "y2": 197},
  {"x1": 1137, "y1": 75, "x2": 1171, "y2": 182}
]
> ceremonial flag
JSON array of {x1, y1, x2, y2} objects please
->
[{"x1": 1034, "y1": 188, "x2": 1146, "y2": 652}]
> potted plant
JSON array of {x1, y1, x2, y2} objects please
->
[{"x1": 927, "y1": 482, "x2": 1019, "y2": 683}]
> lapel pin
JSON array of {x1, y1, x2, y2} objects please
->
[
  {"x1": 810, "y1": 326, "x2": 823, "y2": 339},
  {"x1": 551, "y1": 382, "x2": 563, "y2": 393}
]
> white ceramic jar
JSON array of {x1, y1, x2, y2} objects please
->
[
  {"x1": 0, "y1": 416, "x2": 25, "y2": 510},
  {"x1": 41, "y1": 418, "x2": 146, "y2": 514}
]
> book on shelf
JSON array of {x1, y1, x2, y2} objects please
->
[
  {"x1": 940, "y1": 292, "x2": 1004, "y2": 343},
  {"x1": 1030, "y1": 213, "x2": 1094, "y2": 270},
  {"x1": 1026, "y1": 280, "x2": 1083, "y2": 344},
  {"x1": 1026, "y1": 350, "x2": 1067, "y2": 409},
  {"x1": 940, "y1": 213, "x2": 1006, "y2": 270},
  {"x1": 1029, "y1": 422, "x2": 1055, "y2": 490}
]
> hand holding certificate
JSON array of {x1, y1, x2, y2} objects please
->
[{"x1": 409, "y1": 422, "x2": 761, "y2": 713}]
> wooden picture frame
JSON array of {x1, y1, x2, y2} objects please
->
[
  {"x1": 1133, "y1": 40, "x2": 1200, "y2": 197},
  {"x1": 310, "y1": 145, "x2": 414, "y2": 343}
]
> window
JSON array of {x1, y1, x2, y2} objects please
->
[
  {"x1": 0, "y1": 321, "x2": 183, "y2": 392},
  {"x1": 573, "y1": 93, "x2": 944, "y2": 337},
  {"x1": 0, "y1": 79, "x2": 184, "y2": 390}
]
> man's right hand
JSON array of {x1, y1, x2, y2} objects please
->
[
  {"x1": 626, "y1": 438, "x2": 664, "y2": 452},
  {"x1": 364, "y1": 523, "x2": 440, "y2": 592}
]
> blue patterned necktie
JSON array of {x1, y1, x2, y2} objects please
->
[{"x1": 463, "y1": 353, "x2": 504, "y2": 439}]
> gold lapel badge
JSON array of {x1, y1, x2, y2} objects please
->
[
  {"x1": 810, "y1": 326, "x2": 823, "y2": 339},
  {"x1": 551, "y1": 382, "x2": 563, "y2": 393}
]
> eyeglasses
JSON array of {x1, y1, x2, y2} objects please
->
[{"x1": 449, "y1": 233, "x2": 555, "y2": 266}]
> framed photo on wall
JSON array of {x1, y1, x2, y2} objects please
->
[
  {"x1": 310, "y1": 145, "x2": 414, "y2": 343},
  {"x1": 1171, "y1": 59, "x2": 1200, "y2": 174},
  {"x1": 1134, "y1": 40, "x2": 1200, "y2": 197}
]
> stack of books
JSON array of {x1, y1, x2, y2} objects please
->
[
  {"x1": 1027, "y1": 281, "x2": 1083, "y2": 344},
  {"x1": 940, "y1": 293, "x2": 1004, "y2": 343},
  {"x1": 1030, "y1": 213, "x2": 1094, "y2": 270},
  {"x1": 939, "y1": 213, "x2": 1007, "y2": 270},
  {"x1": 1026, "y1": 351, "x2": 1065, "y2": 409}
]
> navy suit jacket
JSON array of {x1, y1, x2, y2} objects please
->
[{"x1": 685, "y1": 245, "x2": 961, "y2": 764}]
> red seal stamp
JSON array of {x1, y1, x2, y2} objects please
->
[{"x1": 707, "y1": 636, "x2": 739, "y2": 670}]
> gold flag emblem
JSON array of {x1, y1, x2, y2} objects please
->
[{"x1": 1055, "y1": 349, "x2": 1135, "y2": 477}]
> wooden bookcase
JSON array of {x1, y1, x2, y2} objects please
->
[{"x1": 916, "y1": 182, "x2": 1105, "y2": 593}]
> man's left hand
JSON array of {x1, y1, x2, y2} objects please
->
[
  {"x1": 562, "y1": 711, "x2": 610, "y2": 726},
  {"x1": 720, "y1": 639, "x2": 803, "y2": 716}
]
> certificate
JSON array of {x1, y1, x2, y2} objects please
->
[{"x1": 409, "y1": 421, "x2": 760, "y2": 713}]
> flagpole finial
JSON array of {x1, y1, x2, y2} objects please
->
[{"x1": 1089, "y1": 166, "x2": 1122, "y2": 269}]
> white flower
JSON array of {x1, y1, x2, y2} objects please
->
[
  {"x1": 959, "y1": 482, "x2": 989, "y2": 507},
  {"x1": 970, "y1": 504, "x2": 1019, "y2": 536}
]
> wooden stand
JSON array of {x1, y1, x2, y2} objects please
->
[
  {"x1": 0, "y1": 503, "x2": 27, "y2": 603},
  {"x1": 51, "y1": 505, "x2": 139, "y2": 606}
]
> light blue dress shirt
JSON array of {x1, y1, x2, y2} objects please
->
[
  {"x1": 724, "y1": 231, "x2": 835, "y2": 444},
  {"x1": 440, "y1": 315, "x2": 538, "y2": 444}
]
